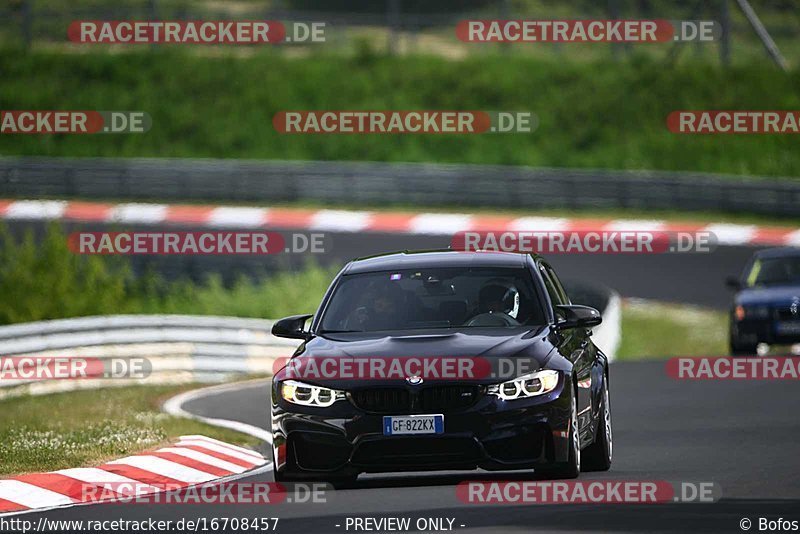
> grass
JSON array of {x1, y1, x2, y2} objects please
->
[
  {"x1": 0, "y1": 384, "x2": 261, "y2": 476},
  {"x1": 132, "y1": 264, "x2": 336, "y2": 318},
  {"x1": 616, "y1": 298, "x2": 728, "y2": 360},
  {"x1": 0, "y1": 49, "x2": 799, "y2": 177}
]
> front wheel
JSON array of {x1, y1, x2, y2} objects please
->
[
  {"x1": 582, "y1": 375, "x2": 612, "y2": 472},
  {"x1": 729, "y1": 329, "x2": 757, "y2": 356}
]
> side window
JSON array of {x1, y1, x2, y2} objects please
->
[{"x1": 543, "y1": 263, "x2": 571, "y2": 305}]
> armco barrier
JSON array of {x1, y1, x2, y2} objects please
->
[
  {"x1": 1, "y1": 157, "x2": 799, "y2": 217},
  {"x1": 0, "y1": 315, "x2": 296, "y2": 399},
  {"x1": 0, "y1": 290, "x2": 620, "y2": 398}
]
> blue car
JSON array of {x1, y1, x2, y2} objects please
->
[{"x1": 727, "y1": 247, "x2": 800, "y2": 355}]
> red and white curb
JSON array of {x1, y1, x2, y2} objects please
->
[
  {"x1": 1, "y1": 199, "x2": 798, "y2": 247},
  {"x1": 0, "y1": 435, "x2": 268, "y2": 516}
]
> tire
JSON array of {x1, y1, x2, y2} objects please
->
[
  {"x1": 729, "y1": 329, "x2": 757, "y2": 356},
  {"x1": 538, "y1": 387, "x2": 580, "y2": 479},
  {"x1": 582, "y1": 375, "x2": 612, "y2": 472}
]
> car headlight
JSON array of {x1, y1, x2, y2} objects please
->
[
  {"x1": 487, "y1": 370, "x2": 560, "y2": 400},
  {"x1": 280, "y1": 380, "x2": 345, "y2": 407}
]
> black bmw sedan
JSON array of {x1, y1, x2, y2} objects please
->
[
  {"x1": 270, "y1": 250, "x2": 612, "y2": 485},
  {"x1": 727, "y1": 247, "x2": 800, "y2": 355}
]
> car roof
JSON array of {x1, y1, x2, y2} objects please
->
[
  {"x1": 754, "y1": 247, "x2": 800, "y2": 259},
  {"x1": 343, "y1": 250, "x2": 532, "y2": 274}
]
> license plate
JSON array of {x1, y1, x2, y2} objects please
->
[
  {"x1": 383, "y1": 414, "x2": 444, "y2": 436},
  {"x1": 776, "y1": 321, "x2": 800, "y2": 335}
]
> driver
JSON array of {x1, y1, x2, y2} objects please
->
[
  {"x1": 476, "y1": 281, "x2": 520, "y2": 319},
  {"x1": 359, "y1": 282, "x2": 405, "y2": 330}
]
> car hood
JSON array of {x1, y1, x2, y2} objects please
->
[
  {"x1": 274, "y1": 327, "x2": 556, "y2": 388},
  {"x1": 736, "y1": 285, "x2": 800, "y2": 307}
]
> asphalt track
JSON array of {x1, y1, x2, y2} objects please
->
[{"x1": 23, "y1": 361, "x2": 800, "y2": 533}]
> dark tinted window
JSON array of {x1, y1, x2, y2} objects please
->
[
  {"x1": 745, "y1": 256, "x2": 800, "y2": 287},
  {"x1": 320, "y1": 267, "x2": 546, "y2": 332}
]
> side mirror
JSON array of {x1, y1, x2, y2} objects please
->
[
  {"x1": 555, "y1": 305, "x2": 602, "y2": 329},
  {"x1": 725, "y1": 276, "x2": 741, "y2": 290},
  {"x1": 272, "y1": 314, "x2": 313, "y2": 340}
]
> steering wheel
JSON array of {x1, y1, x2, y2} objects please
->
[
  {"x1": 342, "y1": 306, "x2": 369, "y2": 331},
  {"x1": 465, "y1": 312, "x2": 519, "y2": 327}
]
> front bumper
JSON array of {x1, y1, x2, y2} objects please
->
[{"x1": 271, "y1": 379, "x2": 573, "y2": 475}]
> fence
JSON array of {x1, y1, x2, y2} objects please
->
[
  {"x1": 1, "y1": 156, "x2": 799, "y2": 217},
  {"x1": 0, "y1": 315, "x2": 296, "y2": 399}
]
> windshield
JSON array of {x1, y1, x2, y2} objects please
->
[
  {"x1": 745, "y1": 256, "x2": 800, "y2": 287},
  {"x1": 319, "y1": 266, "x2": 545, "y2": 333}
]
